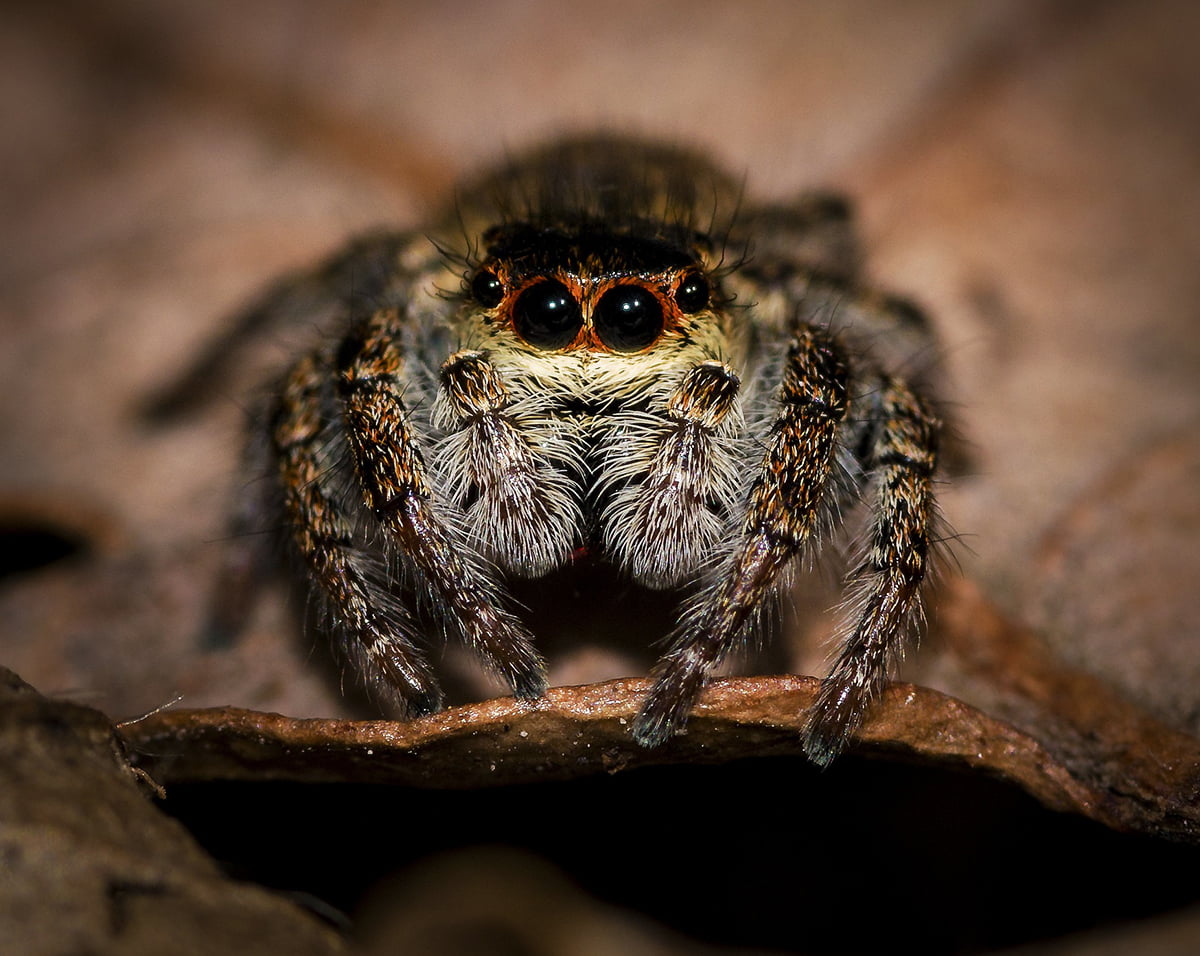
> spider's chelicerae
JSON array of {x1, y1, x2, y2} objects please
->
[{"x1": 227, "y1": 136, "x2": 946, "y2": 765}]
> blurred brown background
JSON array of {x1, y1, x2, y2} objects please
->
[
  {"x1": 2, "y1": 0, "x2": 1196, "y2": 726},
  {"x1": 1, "y1": 2, "x2": 1199, "y2": 953}
]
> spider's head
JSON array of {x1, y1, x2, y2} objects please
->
[{"x1": 463, "y1": 221, "x2": 717, "y2": 355}]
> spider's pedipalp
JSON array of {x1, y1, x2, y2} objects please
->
[
  {"x1": 432, "y1": 349, "x2": 582, "y2": 577},
  {"x1": 602, "y1": 360, "x2": 745, "y2": 589}
]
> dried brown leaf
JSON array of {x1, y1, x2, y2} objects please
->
[
  {"x1": 122, "y1": 580, "x2": 1200, "y2": 846},
  {"x1": 0, "y1": 667, "x2": 344, "y2": 955}
]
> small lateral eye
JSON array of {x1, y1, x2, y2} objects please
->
[
  {"x1": 674, "y1": 269, "x2": 709, "y2": 313},
  {"x1": 512, "y1": 279, "x2": 583, "y2": 350},
  {"x1": 470, "y1": 269, "x2": 505, "y2": 308},
  {"x1": 593, "y1": 285, "x2": 665, "y2": 352}
]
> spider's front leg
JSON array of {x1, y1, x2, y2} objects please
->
[
  {"x1": 274, "y1": 352, "x2": 444, "y2": 715},
  {"x1": 336, "y1": 312, "x2": 548, "y2": 701},
  {"x1": 801, "y1": 376, "x2": 940, "y2": 765},
  {"x1": 632, "y1": 327, "x2": 850, "y2": 747}
]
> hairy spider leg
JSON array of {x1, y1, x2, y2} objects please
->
[
  {"x1": 632, "y1": 327, "x2": 850, "y2": 746},
  {"x1": 802, "y1": 377, "x2": 939, "y2": 765},
  {"x1": 274, "y1": 352, "x2": 444, "y2": 715},
  {"x1": 336, "y1": 310, "x2": 548, "y2": 700}
]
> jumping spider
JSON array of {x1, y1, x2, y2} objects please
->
[{"x1": 206, "y1": 136, "x2": 945, "y2": 765}]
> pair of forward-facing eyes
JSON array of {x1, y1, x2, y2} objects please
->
[{"x1": 468, "y1": 265, "x2": 711, "y2": 352}]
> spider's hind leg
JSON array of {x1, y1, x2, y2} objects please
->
[{"x1": 199, "y1": 418, "x2": 280, "y2": 651}]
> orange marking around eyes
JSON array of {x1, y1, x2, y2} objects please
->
[{"x1": 489, "y1": 264, "x2": 694, "y2": 354}]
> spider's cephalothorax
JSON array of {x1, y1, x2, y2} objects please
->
[{"x1": 248, "y1": 137, "x2": 943, "y2": 765}]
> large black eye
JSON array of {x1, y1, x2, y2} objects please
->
[
  {"x1": 512, "y1": 280, "x2": 582, "y2": 350},
  {"x1": 470, "y1": 269, "x2": 505, "y2": 308},
  {"x1": 675, "y1": 269, "x2": 709, "y2": 313},
  {"x1": 593, "y1": 285, "x2": 665, "y2": 352}
]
